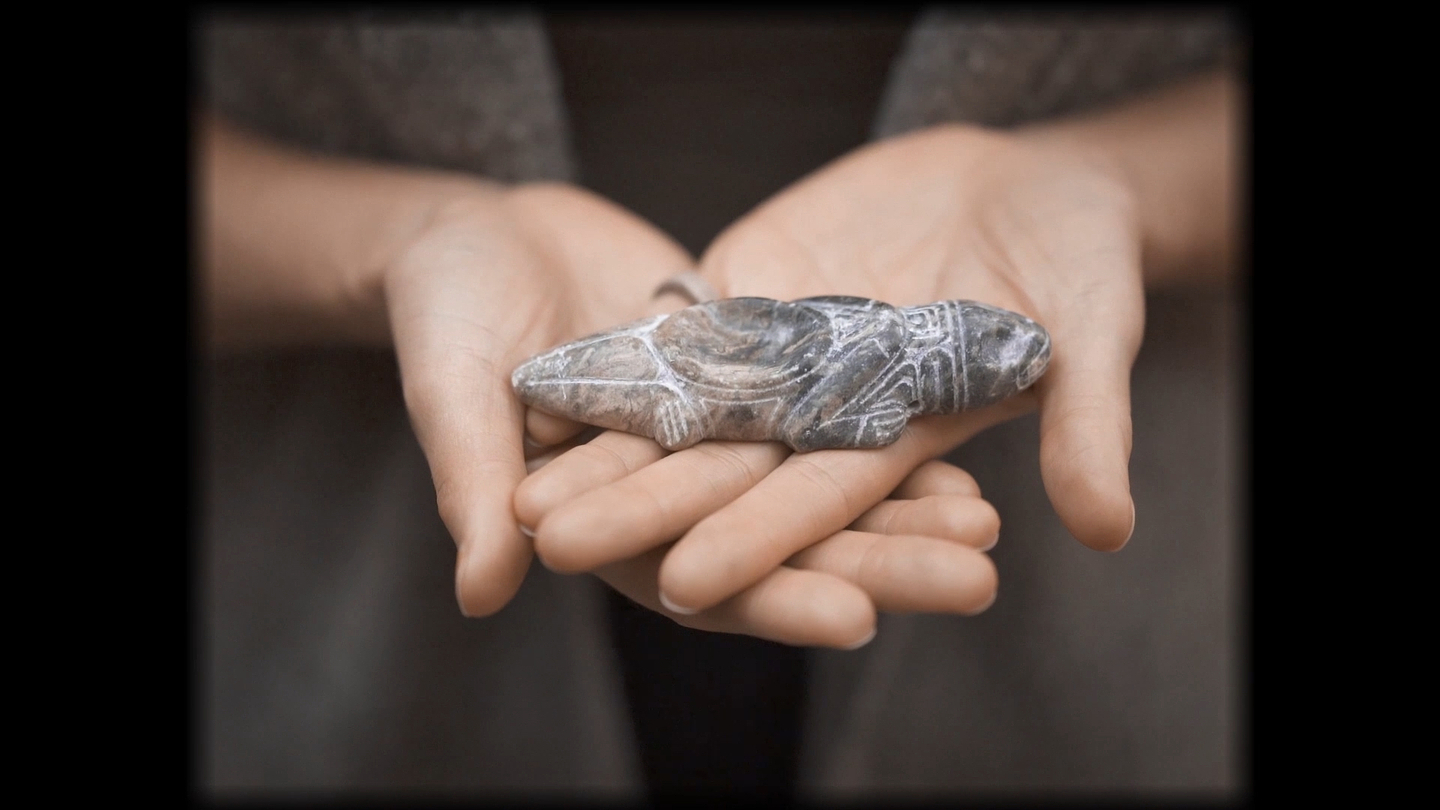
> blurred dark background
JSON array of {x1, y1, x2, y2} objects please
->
[
  {"x1": 198, "y1": 8, "x2": 1241, "y2": 799},
  {"x1": 548, "y1": 10, "x2": 916, "y2": 256}
]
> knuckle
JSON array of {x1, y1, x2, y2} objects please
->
[
  {"x1": 852, "y1": 537, "x2": 888, "y2": 589},
  {"x1": 694, "y1": 443, "x2": 765, "y2": 494},
  {"x1": 579, "y1": 439, "x2": 639, "y2": 478},
  {"x1": 626, "y1": 483, "x2": 674, "y2": 536},
  {"x1": 877, "y1": 501, "x2": 907, "y2": 535},
  {"x1": 789, "y1": 458, "x2": 855, "y2": 522}
]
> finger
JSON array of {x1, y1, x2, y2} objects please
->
[
  {"x1": 657, "y1": 398, "x2": 1029, "y2": 614},
  {"x1": 523, "y1": 434, "x2": 551, "y2": 461},
  {"x1": 511, "y1": 281, "x2": 712, "y2": 528},
  {"x1": 513, "y1": 430, "x2": 668, "y2": 530},
  {"x1": 849, "y1": 495, "x2": 1000, "y2": 550},
  {"x1": 525, "y1": 408, "x2": 588, "y2": 448},
  {"x1": 890, "y1": 458, "x2": 982, "y2": 500},
  {"x1": 524, "y1": 423, "x2": 601, "y2": 463},
  {"x1": 596, "y1": 547, "x2": 877, "y2": 649},
  {"x1": 389, "y1": 321, "x2": 531, "y2": 619},
  {"x1": 1035, "y1": 331, "x2": 1138, "y2": 552},
  {"x1": 523, "y1": 426, "x2": 604, "y2": 473},
  {"x1": 534, "y1": 440, "x2": 789, "y2": 573},
  {"x1": 525, "y1": 448, "x2": 561, "y2": 475},
  {"x1": 652, "y1": 289, "x2": 703, "y2": 314},
  {"x1": 788, "y1": 530, "x2": 998, "y2": 615}
]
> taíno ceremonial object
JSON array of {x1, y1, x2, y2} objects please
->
[{"x1": 512, "y1": 296, "x2": 1051, "y2": 453}]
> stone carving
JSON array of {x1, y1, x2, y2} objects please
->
[{"x1": 511, "y1": 296, "x2": 1051, "y2": 453}]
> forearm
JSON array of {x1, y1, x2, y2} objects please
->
[
  {"x1": 197, "y1": 111, "x2": 494, "y2": 348},
  {"x1": 1020, "y1": 71, "x2": 1243, "y2": 288}
]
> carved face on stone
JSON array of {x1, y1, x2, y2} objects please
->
[
  {"x1": 900, "y1": 301, "x2": 1051, "y2": 414},
  {"x1": 964, "y1": 302, "x2": 1052, "y2": 393}
]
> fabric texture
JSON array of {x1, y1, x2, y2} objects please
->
[
  {"x1": 200, "y1": 10, "x2": 574, "y2": 182},
  {"x1": 197, "y1": 8, "x2": 1243, "y2": 798},
  {"x1": 800, "y1": 9, "x2": 1240, "y2": 795},
  {"x1": 874, "y1": 8, "x2": 1237, "y2": 136},
  {"x1": 197, "y1": 11, "x2": 640, "y2": 794}
]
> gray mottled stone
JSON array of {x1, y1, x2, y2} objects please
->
[{"x1": 512, "y1": 296, "x2": 1050, "y2": 453}]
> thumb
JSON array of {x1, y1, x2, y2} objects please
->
[
  {"x1": 1035, "y1": 324, "x2": 1139, "y2": 553},
  {"x1": 388, "y1": 281, "x2": 534, "y2": 618},
  {"x1": 424, "y1": 371, "x2": 532, "y2": 617}
]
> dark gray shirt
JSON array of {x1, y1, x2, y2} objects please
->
[{"x1": 199, "y1": 9, "x2": 1239, "y2": 796}]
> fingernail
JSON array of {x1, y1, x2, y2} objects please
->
[
  {"x1": 518, "y1": 523, "x2": 535, "y2": 539},
  {"x1": 980, "y1": 533, "x2": 999, "y2": 552},
  {"x1": 658, "y1": 591, "x2": 699, "y2": 615},
  {"x1": 842, "y1": 627, "x2": 877, "y2": 650},
  {"x1": 1124, "y1": 500, "x2": 1136, "y2": 545}
]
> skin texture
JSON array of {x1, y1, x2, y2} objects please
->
[
  {"x1": 200, "y1": 115, "x2": 1001, "y2": 647},
  {"x1": 201, "y1": 69, "x2": 1237, "y2": 646},
  {"x1": 516, "y1": 71, "x2": 1239, "y2": 617}
]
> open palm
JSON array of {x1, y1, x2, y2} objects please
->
[
  {"x1": 390, "y1": 182, "x2": 998, "y2": 648},
  {"x1": 517, "y1": 123, "x2": 1145, "y2": 624}
]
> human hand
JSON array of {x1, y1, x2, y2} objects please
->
[
  {"x1": 382, "y1": 182, "x2": 695, "y2": 615},
  {"x1": 388, "y1": 182, "x2": 1001, "y2": 642},
  {"x1": 517, "y1": 122, "x2": 1146, "y2": 618},
  {"x1": 200, "y1": 114, "x2": 1042, "y2": 641},
  {"x1": 521, "y1": 420, "x2": 1009, "y2": 647}
]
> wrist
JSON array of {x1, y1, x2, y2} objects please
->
[
  {"x1": 200, "y1": 114, "x2": 500, "y2": 349},
  {"x1": 1014, "y1": 72, "x2": 1240, "y2": 288},
  {"x1": 337, "y1": 172, "x2": 502, "y2": 346}
]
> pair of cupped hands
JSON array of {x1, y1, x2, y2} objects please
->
[{"x1": 387, "y1": 123, "x2": 1145, "y2": 649}]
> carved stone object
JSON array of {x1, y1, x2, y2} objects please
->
[{"x1": 512, "y1": 296, "x2": 1051, "y2": 452}]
